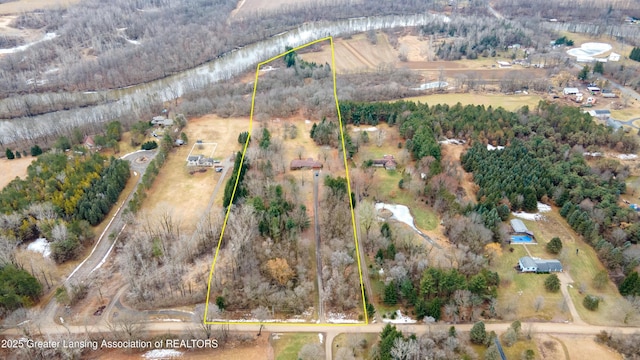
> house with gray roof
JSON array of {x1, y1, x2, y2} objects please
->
[{"x1": 518, "y1": 256, "x2": 563, "y2": 273}]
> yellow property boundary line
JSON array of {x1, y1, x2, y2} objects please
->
[{"x1": 204, "y1": 36, "x2": 368, "y2": 326}]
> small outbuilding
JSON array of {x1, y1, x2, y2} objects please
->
[
  {"x1": 510, "y1": 219, "x2": 533, "y2": 236},
  {"x1": 290, "y1": 158, "x2": 323, "y2": 170},
  {"x1": 563, "y1": 87, "x2": 580, "y2": 95},
  {"x1": 151, "y1": 116, "x2": 174, "y2": 127}
]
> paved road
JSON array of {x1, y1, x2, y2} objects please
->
[
  {"x1": 313, "y1": 170, "x2": 325, "y2": 323},
  {"x1": 40, "y1": 150, "x2": 157, "y2": 326},
  {"x1": 3, "y1": 319, "x2": 639, "y2": 339}
]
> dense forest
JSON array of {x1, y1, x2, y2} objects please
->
[
  {"x1": 0, "y1": 152, "x2": 129, "y2": 263},
  {"x1": 0, "y1": 0, "x2": 465, "y2": 98},
  {"x1": 340, "y1": 99, "x2": 638, "y2": 293},
  {"x1": 373, "y1": 218, "x2": 500, "y2": 323},
  {"x1": 205, "y1": 130, "x2": 316, "y2": 318}
]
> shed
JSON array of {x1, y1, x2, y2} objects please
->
[
  {"x1": 588, "y1": 109, "x2": 611, "y2": 119},
  {"x1": 290, "y1": 158, "x2": 323, "y2": 170},
  {"x1": 563, "y1": 87, "x2": 580, "y2": 95},
  {"x1": 510, "y1": 219, "x2": 531, "y2": 234},
  {"x1": 587, "y1": 86, "x2": 601, "y2": 93}
]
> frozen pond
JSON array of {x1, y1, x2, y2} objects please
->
[{"x1": 566, "y1": 42, "x2": 612, "y2": 61}]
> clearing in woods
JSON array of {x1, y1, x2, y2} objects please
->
[
  {"x1": 231, "y1": 0, "x2": 329, "y2": 17},
  {"x1": 0, "y1": 0, "x2": 81, "y2": 15},
  {"x1": 204, "y1": 37, "x2": 367, "y2": 325},
  {"x1": 137, "y1": 115, "x2": 248, "y2": 230},
  {"x1": 0, "y1": 156, "x2": 35, "y2": 190},
  {"x1": 399, "y1": 93, "x2": 543, "y2": 111}
]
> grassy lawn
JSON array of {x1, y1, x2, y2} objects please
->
[
  {"x1": 272, "y1": 333, "x2": 320, "y2": 360},
  {"x1": 611, "y1": 108, "x2": 640, "y2": 121},
  {"x1": 370, "y1": 169, "x2": 438, "y2": 231},
  {"x1": 332, "y1": 333, "x2": 378, "y2": 359},
  {"x1": 492, "y1": 244, "x2": 566, "y2": 321},
  {"x1": 501, "y1": 338, "x2": 539, "y2": 360},
  {"x1": 396, "y1": 93, "x2": 543, "y2": 112},
  {"x1": 503, "y1": 210, "x2": 640, "y2": 326}
]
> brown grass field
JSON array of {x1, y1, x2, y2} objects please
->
[
  {"x1": 0, "y1": 155, "x2": 34, "y2": 190},
  {"x1": 301, "y1": 33, "x2": 398, "y2": 73},
  {"x1": 138, "y1": 115, "x2": 248, "y2": 231},
  {"x1": 398, "y1": 93, "x2": 543, "y2": 111},
  {"x1": 0, "y1": 0, "x2": 80, "y2": 15},
  {"x1": 231, "y1": 0, "x2": 337, "y2": 17}
]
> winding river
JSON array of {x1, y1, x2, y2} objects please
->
[{"x1": 0, "y1": 13, "x2": 448, "y2": 144}]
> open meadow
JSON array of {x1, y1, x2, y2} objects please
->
[
  {"x1": 0, "y1": 156, "x2": 34, "y2": 189},
  {"x1": 138, "y1": 115, "x2": 248, "y2": 231},
  {"x1": 399, "y1": 92, "x2": 543, "y2": 111},
  {"x1": 0, "y1": 0, "x2": 80, "y2": 15}
]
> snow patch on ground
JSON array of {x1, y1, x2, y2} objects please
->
[
  {"x1": 617, "y1": 154, "x2": 638, "y2": 160},
  {"x1": 327, "y1": 312, "x2": 360, "y2": 324},
  {"x1": 583, "y1": 152, "x2": 602, "y2": 157},
  {"x1": 142, "y1": 349, "x2": 182, "y2": 359},
  {"x1": 375, "y1": 203, "x2": 418, "y2": 232},
  {"x1": 438, "y1": 139, "x2": 465, "y2": 145},
  {"x1": 512, "y1": 203, "x2": 550, "y2": 221},
  {"x1": 487, "y1": 144, "x2": 505, "y2": 151},
  {"x1": 27, "y1": 238, "x2": 51, "y2": 258},
  {"x1": 411, "y1": 81, "x2": 448, "y2": 91},
  {"x1": 537, "y1": 202, "x2": 551, "y2": 212},
  {"x1": 0, "y1": 33, "x2": 57, "y2": 54},
  {"x1": 352, "y1": 127, "x2": 378, "y2": 132},
  {"x1": 382, "y1": 310, "x2": 416, "y2": 324}
]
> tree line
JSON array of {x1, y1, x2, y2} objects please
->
[
  {"x1": 342, "y1": 99, "x2": 638, "y2": 297},
  {"x1": 0, "y1": 152, "x2": 128, "y2": 263}
]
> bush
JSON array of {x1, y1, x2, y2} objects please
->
[
  {"x1": 583, "y1": 294, "x2": 600, "y2": 311},
  {"x1": 141, "y1": 141, "x2": 158, "y2": 150},
  {"x1": 30, "y1": 145, "x2": 43, "y2": 156},
  {"x1": 470, "y1": 321, "x2": 486, "y2": 344},
  {"x1": 546, "y1": 237, "x2": 562, "y2": 254},
  {"x1": 522, "y1": 349, "x2": 535, "y2": 360},
  {"x1": 544, "y1": 274, "x2": 561, "y2": 292},
  {"x1": 5, "y1": 148, "x2": 14, "y2": 159},
  {"x1": 593, "y1": 270, "x2": 609, "y2": 290},
  {"x1": 238, "y1": 131, "x2": 250, "y2": 145},
  {"x1": 504, "y1": 327, "x2": 517, "y2": 347}
]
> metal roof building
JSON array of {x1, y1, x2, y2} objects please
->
[{"x1": 510, "y1": 219, "x2": 531, "y2": 234}]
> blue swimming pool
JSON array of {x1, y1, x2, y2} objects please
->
[{"x1": 511, "y1": 235, "x2": 535, "y2": 243}]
